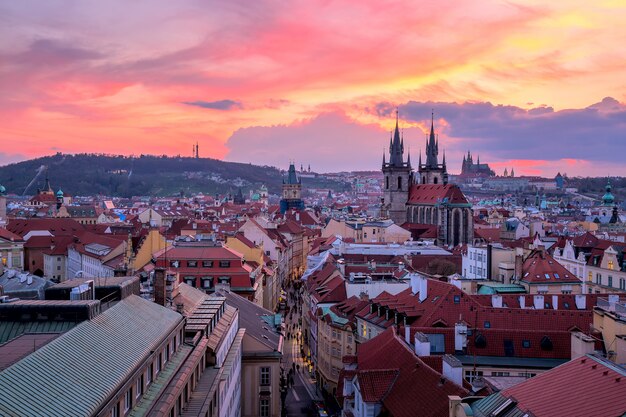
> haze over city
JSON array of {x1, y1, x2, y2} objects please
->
[{"x1": 1, "y1": 0, "x2": 626, "y2": 175}]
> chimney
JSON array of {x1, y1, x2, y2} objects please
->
[
  {"x1": 454, "y1": 322, "x2": 468, "y2": 352},
  {"x1": 519, "y1": 295, "x2": 526, "y2": 309},
  {"x1": 570, "y1": 332, "x2": 595, "y2": 359},
  {"x1": 442, "y1": 355, "x2": 463, "y2": 386},
  {"x1": 410, "y1": 273, "x2": 419, "y2": 295},
  {"x1": 417, "y1": 274, "x2": 428, "y2": 302},
  {"x1": 414, "y1": 332, "x2": 430, "y2": 356},
  {"x1": 575, "y1": 294, "x2": 586, "y2": 310},
  {"x1": 533, "y1": 294, "x2": 544, "y2": 309},
  {"x1": 552, "y1": 295, "x2": 559, "y2": 310},
  {"x1": 491, "y1": 294, "x2": 503, "y2": 308},
  {"x1": 514, "y1": 248, "x2": 524, "y2": 280},
  {"x1": 337, "y1": 259, "x2": 345, "y2": 276},
  {"x1": 154, "y1": 267, "x2": 167, "y2": 306}
]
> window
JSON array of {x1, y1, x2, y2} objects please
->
[
  {"x1": 491, "y1": 371, "x2": 510, "y2": 377},
  {"x1": 218, "y1": 276, "x2": 230, "y2": 285},
  {"x1": 522, "y1": 340, "x2": 531, "y2": 348},
  {"x1": 170, "y1": 260, "x2": 179, "y2": 268},
  {"x1": 57, "y1": 265, "x2": 61, "y2": 270},
  {"x1": 608, "y1": 276, "x2": 613, "y2": 287},
  {"x1": 397, "y1": 176, "x2": 402, "y2": 190},
  {"x1": 184, "y1": 276, "x2": 196, "y2": 287},
  {"x1": 554, "y1": 273, "x2": 560, "y2": 279},
  {"x1": 147, "y1": 364, "x2": 153, "y2": 385},
  {"x1": 454, "y1": 295, "x2": 461, "y2": 304},
  {"x1": 544, "y1": 273, "x2": 550, "y2": 279},
  {"x1": 484, "y1": 321, "x2": 491, "y2": 328},
  {"x1": 464, "y1": 370, "x2": 483, "y2": 383},
  {"x1": 426, "y1": 334, "x2": 445, "y2": 353},
  {"x1": 608, "y1": 260, "x2": 614, "y2": 270},
  {"x1": 260, "y1": 367, "x2": 271, "y2": 386},
  {"x1": 156, "y1": 354, "x2": 162, "y2": 374},
  {"x1": 385, "y1": 176, "x2": 389, "y2": 189},
  {"x1": 588, "y1": 271, "x2": 592, "y2": 282},
  {"x1": 202, "y1": 277, "x2": 214, "y2": 289},
  {"x1": 110, "y1": 404, "x2": 120, "y2": 417},
  {"x1": 124, "y1": 389, "x2": 132, "y2": 412},
  {"x1": 202, "y1": 260, "x2": 213, "y2": 268},
  {"x1": 219, "y1": 260, "x2": 231, "y2": 268},
  {"x1": 260, "y1": 398, "x2": 270, "y2": 417},
  {"x1": 596, "y1": 273, "x2": 602, "y2": 285},
  {"x1": 136, "y1": 377, "x2": 143, "y2": 398},
  {"x1": 187, "y1": 260, "x2": 198, "y2": 267}
]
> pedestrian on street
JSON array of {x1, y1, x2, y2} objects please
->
[{"x1": 297, "y1": 364, "x2": 300, "y2": 372}]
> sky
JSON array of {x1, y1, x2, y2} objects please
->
[{"x1": 1, "y1": 0, "x2": 625, "y2": 177}]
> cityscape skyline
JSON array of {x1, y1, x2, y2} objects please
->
[{"x1": 1, "y1": 1, "x2": 626, "y2": 176}]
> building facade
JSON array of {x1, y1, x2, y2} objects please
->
[{"x1": 382, "y1": 112, "x2": 473, "y2": 246}]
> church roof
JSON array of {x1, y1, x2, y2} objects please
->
[{"x1": 407, "y1": 184, "x2": 469, "y2": 205}]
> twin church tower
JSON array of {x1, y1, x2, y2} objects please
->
[{"x1": 382, "y1": 110, "x2": 473, "y2": 246}]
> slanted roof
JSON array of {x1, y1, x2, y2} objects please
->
[
  {"x1": 0, "y1": 295, "x2": 183, "y2": 417},
  {"x1": 407, "y1": 184, "x2": 469, "y2": 206},
  {"x1": 220, "y1": 290, "x2": 282, "y2": 354},
  {"x1": 471, "y1": 354, "x2": 626, "y2": 417}
]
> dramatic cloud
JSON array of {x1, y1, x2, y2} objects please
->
[
  {"x1": 226, "y1": 97, "x2": 626, "y2": 176},
  {"x1": 0, "y1": 1, "x2": 625, "y2": 176},
  {"x1": 225, "y1": 112, "x2": 386, "y2": 172},
  {"x1": 182, "y1": 100, "x2": 242, "y2": 110}
]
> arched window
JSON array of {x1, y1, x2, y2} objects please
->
[{"x1": 398, "y1": 176, "x2": 402, "y2": 190}]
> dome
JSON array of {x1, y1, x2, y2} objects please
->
[
  {"x1": 602, "y1": 179, "x2": 615, "y2": 206},
  {"x1": 0, "y1": 184, "x2": 6, "y2": 195},
  {"x1": 56, "y1": 189, "x2": 64, "y2": 197}
]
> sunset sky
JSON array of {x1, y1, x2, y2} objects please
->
[{"x1": 1, "y1": 0, "x2": 625, "y2": 176}]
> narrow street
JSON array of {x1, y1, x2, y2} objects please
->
[{"x1": 281, "y1": 283, "x2": 324, "y2": 417}]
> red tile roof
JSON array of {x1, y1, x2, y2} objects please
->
[
  {"x1": 407, "y1": 184, "x2": 469, "y2": 205},
  {"x1": 357, "y1": 369, "x2": 399, "y2": 402},
  {"x1": 500, "y1": 355, "x2": 626, "y2": 417},
  {"x1": 351, "y1": 327, "x2": 467, "y2": 417},
  {"x1": 521, "y1": 249, "x2": 581, "y2": 284}
]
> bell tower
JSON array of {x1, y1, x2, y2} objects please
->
[
  {"x1": 382, "y1": 110, "x2": 412, "y2": 224},
  {"x1": 418, "y1": 112, "x2": 448, "y2": 185}
]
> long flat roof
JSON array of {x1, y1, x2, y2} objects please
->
[{"x1": 0, "y1": 295, "x2": 183, "y2": 417}]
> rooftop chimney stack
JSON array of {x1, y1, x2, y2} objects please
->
[
  {"x1": 154, "y1": 267, "x2": 167, "y2": 306},
  {"x1": 414, "y1": 332, "x2": 430, "y2": 356},
  {"x1": 442, "y1": 355, "x2": 463, "y2": 386},
  {"x1": 533, "y1": 294, "x2": 544, "y2": 310}
]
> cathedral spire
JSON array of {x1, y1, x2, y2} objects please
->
[
  {"x1": 389, "y1": 108, "x2": 404, "y2": 166},
  {"x1": 443, "y1": 149, "x2": 446, "y2": 167},
  {"x1": 426, "y1": 111, "x2": 438, "y2": 168}
]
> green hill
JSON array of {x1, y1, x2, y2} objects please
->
[{"x1": 0, "y1": 153, "x2": 349, "y2": 198}]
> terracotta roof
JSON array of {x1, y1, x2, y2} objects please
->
[
  {"x1": 407, "y1": 184, "x2": 469, "y2": 205},
  {"x1": 351, "y1": 327, "x2": 467, "y2": 417},
  {"x1": 357, "y1": 369, "x2": 399, "y2": 402},
  {"x1": 483, "y1": 354, "x2": 626, "y2": 417},
  {"x1": 521, "y1": 249, "x2": 581, "y2": 284},
  {"x1": 0, "y1": 228, "x2": 24, "y2": 242}
]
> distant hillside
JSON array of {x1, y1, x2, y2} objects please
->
[{"x1": 0, "y1": 153, "x2": 349, "y2": 198}]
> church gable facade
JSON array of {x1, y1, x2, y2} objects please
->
[{"x1": 382, "y1": 112, "x2": 473, "y2": 247}]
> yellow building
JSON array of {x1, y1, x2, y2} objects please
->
[
  {"x1": 316, "y1": 296, "x2": 368, "y2": 396},
  {"x1": 593, "y1": 295, "x2": 626, "y2": 364},
  {"x1": 132, "y1": 228, "x2": 168, "y2": 273}
]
